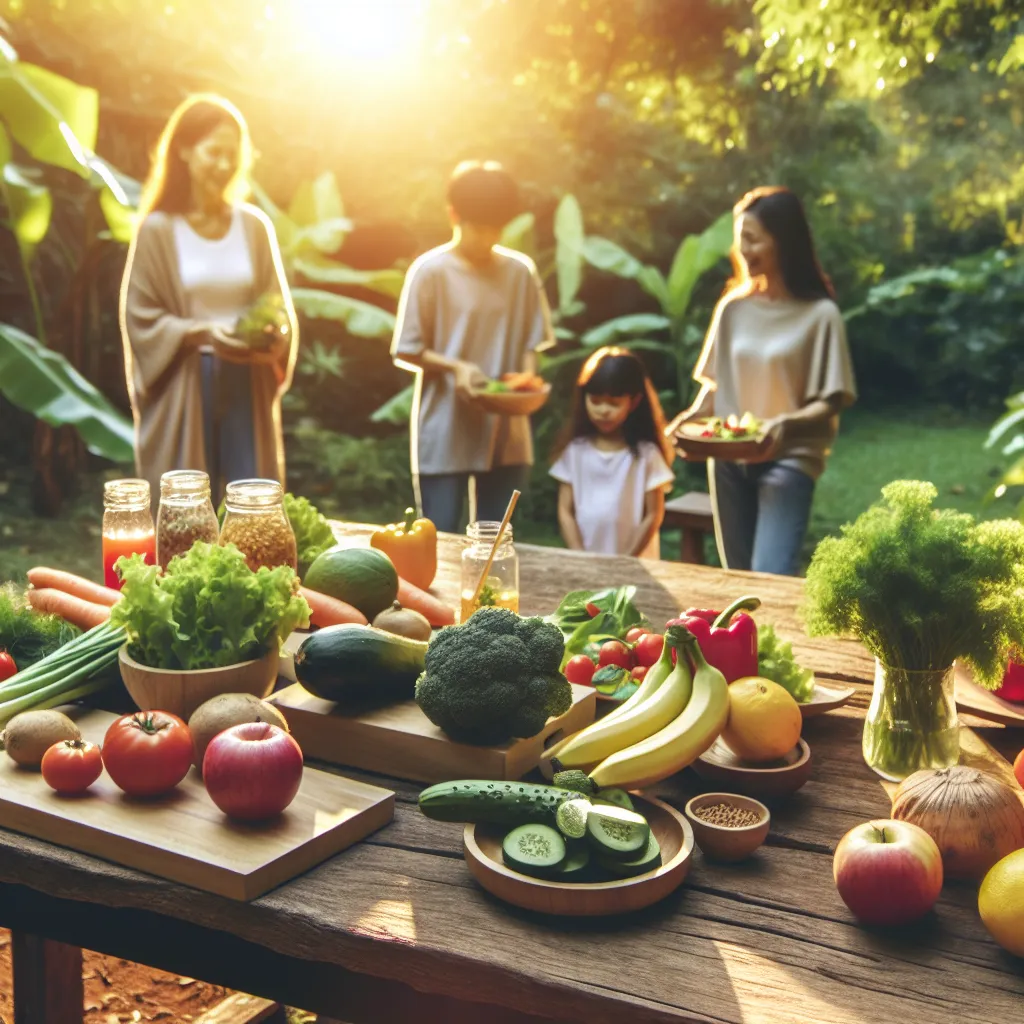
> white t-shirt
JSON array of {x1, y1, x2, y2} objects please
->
[
  {"x1": 173, "y1": 208, "x2": 254, "y2": 350},
  {"x1": 551, "y1": 439, "x2": 675, "y2": 559}
]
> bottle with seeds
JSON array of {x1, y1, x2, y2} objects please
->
[
  {"x1": 156, "y1": 470, "x2": 220, "y2": 568},
  {"x1": 219, "y1": 479, "x2": 297, "y2": 573}
]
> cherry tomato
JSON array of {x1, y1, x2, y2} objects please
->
[
  {"x1": 634, "y1": 632, "x2": 665, "y2": 667},
  {"x1": 565, "y1": 655, "x2": 598, "y2": 687},
  {"x1": 0, "y1": 650, "x2": 16, "y2": 683},
  {"x1": 624, "y1": 627, "x2": 651, "y2": 644},
  {"x1": 41, "y1": 740, "x2": 103, "y2": 795},
  {"x1": 631, "y1": 665, "x2": 648, "y2": 682},
  {"x1": 585, "y1": 602, "x2": 602, "y2": 618},
  {"x1": 599, "y1": 640, "x2": 634, "y2": 670},
  {"x1": 102, "y1": 711, "x2": 193, "y2": 797}
]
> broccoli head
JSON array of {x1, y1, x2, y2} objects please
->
[{"x1": 414, "y1": 607, "x2": 572, "y2": 745}]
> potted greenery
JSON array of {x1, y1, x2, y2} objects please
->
[{"x1": 804, "y1": 481, "x2": 1024, "y2": 781}]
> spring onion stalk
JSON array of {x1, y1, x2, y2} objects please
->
[{"x1": 0, "y1": 679, "x2": 112, "y2": 728}]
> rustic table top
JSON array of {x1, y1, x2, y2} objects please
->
[{"x1": 0, "y1": 527, "x2": 1021, "y2": 1024}]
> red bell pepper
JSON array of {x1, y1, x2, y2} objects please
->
[
  {"x1": 667, "y1": 595, "x2": 760, "y2": 683},
  {"x1": 996, "y1": 659, "x2": 1024, "y2": 703}
]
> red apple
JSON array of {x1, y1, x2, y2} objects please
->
[
  {"x1": 203, "y1": 722, "x2": 304, "y2": 821},
  {"x1": 599, "y1": 640, "x2": 634, "y2": 670},
  {"x1": 995, "y1": 660, "x2": 1024, "y2": 703},
  {"x1": 833, "y1": 819, "x2": 943, "y2": 926},
  {"x1": 634, "y1": 632, "x2": 665, "y2": 667}
]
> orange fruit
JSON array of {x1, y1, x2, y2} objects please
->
[
  {"x1": 1014, "y1": 748, "x2": 1024, "y2": 790},
  {"x1": 722, "y1": 676, "x2": 803, "y2": 763},
  {"x1": 979, "y1": 849, "x2": 1024, "y2": 957}
]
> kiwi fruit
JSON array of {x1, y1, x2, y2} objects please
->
[
  {"x1": 2, "y1": 710, "x2": 81, "y2": 768},
  {"x1": 188, "y1": 693, "x2": 289, "y2": 767}
]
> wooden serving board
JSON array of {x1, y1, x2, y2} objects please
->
[
  {"x1": 271, "y1": 683, "x2": 597, "y2": 784},
  {"x1": 0, "y1": 709, "x2": 394, "y2": 901}
]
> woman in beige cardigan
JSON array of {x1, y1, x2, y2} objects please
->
[{"x1": 120, "y1": 94, "x2": 298, "y2": 502}]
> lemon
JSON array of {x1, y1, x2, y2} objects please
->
[
  {"x1": 979, "y1": 848, "x2": 1024, "y2": 957},
  {"x1": 722, "y1": 676, "x2": 803, "y2": 762}
]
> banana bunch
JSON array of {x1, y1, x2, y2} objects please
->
[{"x1": 544, "y1": 625, "x2": 729, "y2": 791}]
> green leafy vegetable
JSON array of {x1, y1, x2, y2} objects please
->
[
  {"x1": 235, "y1": 291, "x2": 290, "y2": 350},
  {"x1": 283, "y1": 492, "x2": 336, "y2": 579},
  {"x1": 111, "y1": 542, "x2": 310, "y2": 670},
  {"x1": 0, "y1": 583, "x2": 79, "y2": 669},
  {"x1": 757, "y1": 623, "x2": 814, "y2": 703},
  {"x1": 804, "y1": 480, "x2": 1024, "y2": 689},
  {"x1": 591, "y1": 664, "x2": 638, "y2": 702},
  {"x1": 546, "y1": 586, "x2": 647, "y2": 670}
]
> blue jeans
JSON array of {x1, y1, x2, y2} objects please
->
[
  {"x1": 417, "y1": 465, "x2": 530, "y2": 534},
  {"x1": 709, "y1": 459, "x2": 815, "y2": 576},
  {"x1": 200, "y1": 353, "x2": 256, "y2": 503}
]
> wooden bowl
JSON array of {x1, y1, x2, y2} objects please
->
[
  {"x1": 463, "y1": 795, "x2": 694, "y2": 916},
  {"x1": 799, "y1": 679, "x2": 858, "y2": 718},
  {"x1": 684, "y1": 793, "x2": 770, "y2": 862},
  {"x1": 673, "y1": 420, "x2": 771, "y2": 463},
  {"x1": 118, "y1": 646, "x2": 279, "y2": 720},
  {"x1": 469, "y1": 384, "x2": 551, "y2": 416},
  {"x1": 692, "y1": 737, "x2": 812, "y2": 798}
]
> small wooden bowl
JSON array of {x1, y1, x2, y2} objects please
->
[
  {"x1": 799, "y1": 679, "x2": 858, "y2": 718},
  {"x1": 469, "y1": 384, "x2": 551, "y2": 416},
  {"x1": 118, "y1": 646, "x2": 279, "y2": 720},
  {"x1": 692, "y1": 737, "x2": 812, "y2": 798},
  {"x1": 463, "y1": 795, "x2": 694, "y2": 916},
  {"x1": 684, "y1": 793, "x2": 770, "y2": 862}
]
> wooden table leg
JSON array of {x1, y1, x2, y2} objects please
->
[{"x1": 11, "y1": 931, "x2": 83, "y2": 1024}]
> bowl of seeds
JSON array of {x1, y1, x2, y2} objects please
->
[{"x1": 683, "y1": 793, "x2": 770, "y2": 863}]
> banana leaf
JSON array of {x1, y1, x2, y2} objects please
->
[
  {"x1": 0, "y1": 322, "x2": 134, "y2": 463},
  {"x1": 371, "y1": 384, "x2": 415, "y2": 424},
  {"x1": 291, "y1": 287, "x2": 396, "y2": 338}
]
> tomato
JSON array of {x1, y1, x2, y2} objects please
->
[
  {"x1": 634, "y1": 632, "x2": 665, "y2": 667},
  {"x1": 102, "y1": 711, "x2": 193, "y2": 797},
  {"x1": 0, "y1": 650, "x2": 16, "y2": 682},
  {"x1": 624, "y1": 627, "x2": 651, "y2": 644},
  {"x1": 599, "y1": 640, "x2": 634, "y2": 670},
  {"x1": 631, "y1": 665, "x2": 648, "y2": 682},
  {"x1": 585, "y1": 602, "x2": 602, "y2": 618},
  {"x1": 565, "y1": 655, "x2": 598, "y2": 687},
  {"x1": 41, "y1": 740, "x2": 103, "y2": 794}
]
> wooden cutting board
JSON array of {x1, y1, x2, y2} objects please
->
[
  {"x1": 0, "y1": 709, "x2": 394, "y2": 900},
  {"x1": 954, "y1": 663, "x2": 1024, "y2": 727},
  {"x1": 271, "y1": 682, "x2": 597, "y2": 784}
]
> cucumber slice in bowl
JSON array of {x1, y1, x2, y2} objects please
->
[
  {"x1": 555, "y1": 798, "x2": 591, "y2": 840},
  {"x1": 553, "y1": 841, "x2": 592, "y2": 881},
  {"x1": 502, "y1": 824, "x2": 566, "y2": 878},
  {"x1": 594, "y1": 788, "x2": 634, "y2": 812},
  {"x1": 586, "y1": 805, "x2": 651, "y2": 860},
  {"x1": 596, "y1": 832, "x2": 662, "y2": 877}
]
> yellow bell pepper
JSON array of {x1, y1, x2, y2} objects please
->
[{"x1": 371, "y1": 508, "x2": 437, "y2": 590}]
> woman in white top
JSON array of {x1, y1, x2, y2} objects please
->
[
  {"x1": 668, "y1": 187, "x2": 857, "y2": 576},
  {"x1": 552, "y1": 347, "x2": 675, "y2": 559},
  {"x1": 120, "y1": 94, "x2": 297, "y2": 502}
]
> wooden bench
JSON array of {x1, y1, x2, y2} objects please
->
[{"x1": 663, "y1": 491, "x2": 715, "y2": 564}]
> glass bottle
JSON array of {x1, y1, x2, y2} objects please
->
[
  {"x1": 460, "y1": 521, "x2": 519, "y2": 623},
  {"x1": 219, "y1": 479, "x2": 297, "y2": 573},
  {"x1": 862, "y1": 659, "x2": 959, "y2": 782},
  {"x1": 102, "y1": 479, "x2": 156, "y2": 590},
  {"x1": 156, "y1": 470, "x2": 220, "y2": 568}
]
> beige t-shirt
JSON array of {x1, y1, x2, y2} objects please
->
[
  {"x1": 694, "y1": 293, "x2": 856, "y2": 479},
  {"x1": 392, "y1": 243, "x2": 553, "y2": 476}
]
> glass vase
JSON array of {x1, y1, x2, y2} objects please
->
[{"x1": 862, "y1": 659, "x2": 959, "y2": 782}]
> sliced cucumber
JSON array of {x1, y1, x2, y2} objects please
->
[
  {"x1": 596, "y1": 832, "x2": 662, "y2": 877},
  {"x1": 502, "y1": 824, "x2": 566, "y2": 878},
  {"x1": 553, "y1": 841, "x2": 592, "y2": 881},
  {"x1": 585, "y1": 805, "x2": 650, "y2": 860},
  {"x1": 555, "y1": 797, "x2": 591, "y2": 840},
  {"x1": 594, "y1": 788, "x2": 634, "y2": 812}
]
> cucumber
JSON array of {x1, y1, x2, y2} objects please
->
[
  {"x1": 294, "y1": 623, "x2": 427, "y2": 706},
  {"x1": 596, "y1": 832, "x2": 662, "y2": 877},
  {"x1": 503, "y1": 824, "x2": 566, "y2": 878},
  {"x1": 418, "y1": 780, "x2": 580, "y2": 825},
  {"x1": 555, "y1": 798, "x2": 591, "y2": 840},
  {"x1": 585, "y1": 805, "x2": 651, "y2": 860},
  {"x1": 594, "y1": 788, "x2": 634, "y2": 812},
  {"x1": 554, "y1": 841, "x2": 592, "y2": 881}
]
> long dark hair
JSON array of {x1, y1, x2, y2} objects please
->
[
  {"x1": 138, "y1": 94, "x2": 252, "y2": 221},
  {"x1": 553, "y1": 347, "x2": 673, "y2": 464},
  {"x1": 728, "y1": 186, "x2": 834, "y2": 302}
]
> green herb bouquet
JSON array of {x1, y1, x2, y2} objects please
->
[{"x1": 804, "y1": 480, "x2": 1024, "y2": 779}]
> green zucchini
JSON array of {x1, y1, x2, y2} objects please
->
[
  {"x1": 294, "y1": 623, "x2": 428, "y2": 706},
  {"x1": 418, "y1": 780, "x2": 581, "y2": 825}
]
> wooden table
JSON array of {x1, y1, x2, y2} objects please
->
[{"x1": 2, "y1": 528, "x2": 1022, "y2": 1024}]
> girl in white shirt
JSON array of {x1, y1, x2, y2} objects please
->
[{"x1": 551, "y1": 347, "x2": 675, "y2": 559}]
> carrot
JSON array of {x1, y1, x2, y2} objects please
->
[
  {"x1": 299, "y1": 586, "x2": 367, "y2": 628},
  {"x1": 26, "y1": 589, "x2": 111, "y2": 631},
  {"x1": 26, "y1": 568, "x2": 121, "y2": 608},
  {"x1": 397, "y1": 576, "x2": 456, "y2": 627}
]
